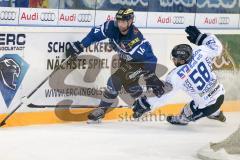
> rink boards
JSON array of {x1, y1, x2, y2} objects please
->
[
  {"x1": 0, "y1": 27, "x2": 239, "y2": 127},
  {"x1": 0, "y1": 101, "x2": 239, "y2": 127}
]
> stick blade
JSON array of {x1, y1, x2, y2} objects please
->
[{"x1": 28, "y1": 103, "x2": 46, "y2": 108}]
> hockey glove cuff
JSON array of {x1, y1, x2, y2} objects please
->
[{"x1": 185, "y1": 26, "x2": 207, "y2": 46}]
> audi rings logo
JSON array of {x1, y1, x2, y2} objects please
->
[
  {"x1": 40, "y1": 12, "x2": 56, "y2": 21},
  {"x1": 218, "y1": 17, "x2": 230, "y2": 25},
  {"x1": 172, "y1": 16, "x2": 185, "y2": 24},
  {"x1": 0, "y1": 11, "x2": 16, "y2": 20},
  {"x1": 77, "y1": 14, "x2": 92, "y2": 22}
]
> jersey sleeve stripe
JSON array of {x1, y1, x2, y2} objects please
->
[{"x1": 100, "y1": 24, "x2": 107, "y2": 38}]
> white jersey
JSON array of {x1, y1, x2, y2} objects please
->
[{"x1": 166, "y1": 35, "x2": 225, "y2": 109}]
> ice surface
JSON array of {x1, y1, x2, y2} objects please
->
[
  {"x1": 197, "y1": 144, "x2": 240, "y2": 160},
  {"x1": 0, "y1": 113, "x2": 239, "y2": 160}
]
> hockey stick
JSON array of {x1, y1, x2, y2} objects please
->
[
  {"x1": 28, "y1": 103, "x2": 129, "y2": 108},
  {"x1": 0, "y1": 56, "x2": 73, "y2": 127}
]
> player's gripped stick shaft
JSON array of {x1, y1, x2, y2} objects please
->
[{"x1": 0, "y1": 56, "x2": 72, "y2": 127}]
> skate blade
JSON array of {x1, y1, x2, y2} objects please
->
[
  {"x1": 207, "y1": 116, "x2": 226, "y2": 122},
  {"x1": 166, "y1": 116, "x2": 188, "y2": 125},
  {"x1": 141, "y1": 111, "x2": 151, "y2": 118},
  {"x1": 86, "y1": 119, "x2": 102, "y2": 124},
  {"x1": 133, "y1": 111, "x2": 150, "y2": 119}
]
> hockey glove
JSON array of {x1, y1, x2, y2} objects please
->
[
  {"x1": 132, "y1": 96, "x2": 151, "y2": 118},
  {"x1": 66, "y1": 41, "x2": 84, "y2": 58},
  {"x1": 185, "y1": 26, "x2": 207, "y2": 46},
  {"x1": 144, "y1": 73, "x2": 165, "y2": 97}
]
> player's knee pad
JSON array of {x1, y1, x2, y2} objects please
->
[
  {"x1": 99, "y1": 89, "x2": 118, "y2": 108},
  {"x1": 125, "y1": 85, "x2": 143, "y2": 98},
  {"x1": 99, "y1": 85, "x2": 118, "y2": 108},
  {"x1": 123, "y1": 81, "x2": 143, "y2": 99},
  {"x1": 103, "y1": 75, "x2": 122, "y2": 101},
  {"x1": 103, "y1": 85, "x2": 118, "y2": 101}
]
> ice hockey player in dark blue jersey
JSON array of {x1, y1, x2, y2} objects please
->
[{"x1": 66, "y1": 8, "x2": 166, "y2": 123}]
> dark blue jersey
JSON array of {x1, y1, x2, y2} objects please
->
[{"x1": 81, "y1": 20, "x2": 157, "y2": 73}]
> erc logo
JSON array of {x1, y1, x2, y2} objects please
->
[{"x1": 0, "y1": 54, "x2": 29, "y2": 108}]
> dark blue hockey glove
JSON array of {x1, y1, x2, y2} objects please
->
[
  {"x1": 185, "y1": 26, "x2": 207, "y2": 45},
  {"x1": 132, "y1": 96, "x2": 151, "y2": 118},
  {"x1": 66, "y1": 41, "x2": 84, "y2": 58},
  {"x1": 144, "y1": 73, "x2": 165, "y2": 97}
]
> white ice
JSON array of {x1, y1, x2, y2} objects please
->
[{"x1": 0, "y1": 113, "x2": 239, "y2": 160}]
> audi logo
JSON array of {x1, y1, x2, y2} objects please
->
[
  {"x1": 40, "y1": 12, "x2": 56, "y2": 21},
  {"x1": 77, "y1": 14, "x2": 92, "y2": 22},
  {"x1": 0, "y1": 11, "x2": 16, "y2": 20},
  {"x1": 172, "y1": 16, "x2": 185, "y2": 24},
  {"x1": 218, "y1": 17, "x2": 230, "y2": 25}
]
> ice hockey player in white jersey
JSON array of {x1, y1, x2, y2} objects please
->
[{"x1": 132, "y1": 26, "x2": 226, "y2": 125}]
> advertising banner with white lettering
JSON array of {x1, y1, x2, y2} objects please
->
[
  {"x1": 196, "y1": 0, "x2": 239, "y2": 13},
  {"x1": 58, "y1": 9, "x2": 95, "y2": 27},
  {"x1": 19, "y1": 8, "x2": 58, "y2": 26},
  {"x1": 15, "y1": 0, "x2": 29, "y2": 8},
  {"x1": 95, "y1": 10, "x2": 147, "y2": 27},
  {"x1": 94, "y1": 0, "x2": 149, "y2": 11},
  {"x1": 148, "y1": 0, "x2": 196, "y2": 12},
  {"x1": 59, "y1": 0, "x2": 96, "y2": 10},
  {"x1": 0, "y1": 7, "x2": 19, "y2": 25},
  {"x1": 0, "y1": 0, "x2": 15, "y2": 7}
]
